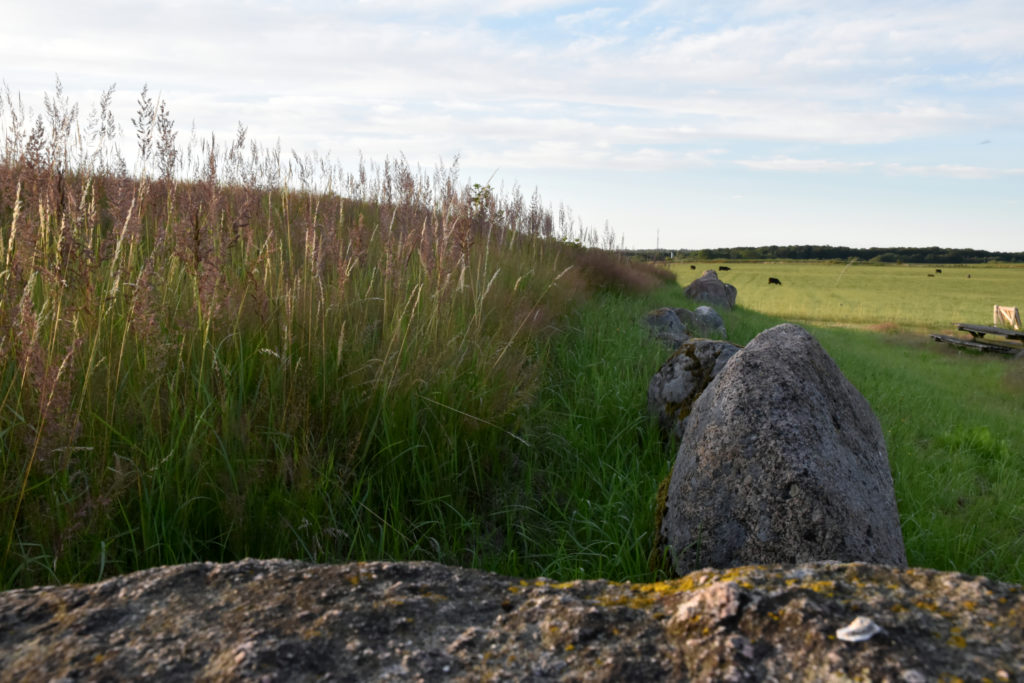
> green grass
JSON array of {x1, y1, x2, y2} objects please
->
[
  {"x1": 814, "y1": 326, "x2": 1023, "y2": 581},
  {"x1": 505, "y1": 291, "x2": 676, "y2": 579},
  {"x1": 680, "y1": 260, "x2": 1024, "y2": 330}
]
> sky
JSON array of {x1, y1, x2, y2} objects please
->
[{"x1": 2, "y1": 0, "x2": 1023, "y2": 251}]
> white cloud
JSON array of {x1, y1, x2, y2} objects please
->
[
  {"x1": 731, "y1": 157, "x2": 1024, "y2": 180},
  {"x1": 556, "y1": 6, "x2": 618, "y2": 26},
  {"x1": 882, "y1": 163, "x2": 1024, "y2": 180},
  {"x1": 736, "y1": 157, "x2": 874, "y2": 172},
  {"x1": 351, "y1": 0, "x2": 583, "y2": 17}
]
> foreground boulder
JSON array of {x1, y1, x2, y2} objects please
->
[
  {"x1": 1, "y1": 558, "x2": 1020, "y2": 680},
  {"x1": 684, "y1": 269, "x2": 737, "y2": 308},
  {"x1": 648, "y1": 338, "x2": 741, "y2": 442},
  {"x1": 661, "y1": 324, "x2": 907, "y2": 575}
]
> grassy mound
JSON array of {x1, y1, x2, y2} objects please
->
[{"x1": 0, "y1": 85, "x2": 682, "y2": 589}]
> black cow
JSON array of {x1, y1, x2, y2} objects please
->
[
  {"x1": 719, "y1": 265, "x2": 731, "y2": 271},
  {"x1": 927, "y1": 274, "x2": 934, "y2": 277},
  {"x1": 690, "y1": 265, "x2": 696, "y2": 270},
  {"x1": 768, "y1": 277, "x2": 782, "y2": 285},
  {"x1": 935, "y1": 268, "x2": 942, "y2": 274}
]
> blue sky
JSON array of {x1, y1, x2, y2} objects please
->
[{"x1": 3, "y1": 0, "x2": 1023, "y2": 250}]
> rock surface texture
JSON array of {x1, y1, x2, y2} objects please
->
[
  {"x1": 648, "y1": 338, "x2": 741, "y2": 442},
  {"x1": 684, "y1": 269, "x2": 737, "y2": 309},
  {"x1": 661, "y1": 323, "x2": 907, "y2": 576},
  {"x1": 1, "y1": 558, "x2": 1021, "y2": 681}
]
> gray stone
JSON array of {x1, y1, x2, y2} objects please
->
[
  {"x1": 661, "y1": 323, "x2": 907, "y2": 575},
  {"x1": 684, "y1": 270, "x2": 737, "y2": 309},
  {"x1": 672, "y1": 306, "x2": 727, "y2": 339},
  {"x1": 674, "y1": 307, "x2": 696, "y2": 330},
  {"x1": 648, "y1": 338, "x2": 741, "y2": 442},
  {"x1": 644, "y1": 307, "x2": 690, "y2": 349},
  {"x1": 1, "y1": 558, "x2": 1021, "y2": 680},
  {"x1": 693, "y1": 305, "x2": 727, "y2": 338}
]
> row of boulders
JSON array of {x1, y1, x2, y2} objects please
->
[
  {"x1": 644, "y1": 269, "x2": 736, "y2": 348},
  {"x1": 646, "y1": 269, "x2": 906, "y2": 574},
  {"x1": 1, "y1": 269, "x2": 1021, "y2": 680},
  {"x1": 645, "y1": 306, "x2": 727, "y2": 348}
]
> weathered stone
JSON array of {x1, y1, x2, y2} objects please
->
[
  {"x1": 672, "y1": 306, "x2": 727, "y2": 339},
  {"x1": 674, "y1": 307, "x2": 697, "y2": 330},
  {"x1": 693, "y1": 305, "x2": 727, "y2": 338},
  {"x1": 648, "y1": 338, "x2": 741, "y2": 442},
  {"x1": 661, "y1": 323, "x2": 907, "y2": 575},
  {"x1": 644, "y1": 307, "x2": 690, "y2": 349},
  {"x1": 1, "y1": 558, "x2": 1021, "y2": 681},
  {"x1": 684, "y1": 269, "x2": 737, "y2": 309}
]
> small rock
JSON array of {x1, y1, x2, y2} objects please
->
[{"x1": 836, "y1": 616, "x2": 883, "y2": 642}]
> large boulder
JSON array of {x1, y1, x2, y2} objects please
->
[
  {"x1": 684, "y1": 270, "x2": 737, "y2": 308},
  {"x1": 1, "y1": 558, "x2": 1021, "y2": 680},
  {"x1": 648, "y1": 338, "x2": 741, "y2": 442},
  {"x1": 661, "y1": 323, "x2": 907, "y2": 575}
]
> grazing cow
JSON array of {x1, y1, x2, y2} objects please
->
[
  {"x1": 935, "y1": 268, "x2": 942, "y2": 274},
  {"x1": 719, "y1": 266, "x2": 731, "y2": 271},
  {"x1": 927, "y1": 274, "x2": 934, "y2": 278},
  {"x1": 690, "y1": 265, "x2": 696, "y2": 270},
  {"x1": 768, "y1": 277, "x2": 782, "y2": 285},
  {"x1": 967, "y1": 274, "x2": 971, "y2": 279}
]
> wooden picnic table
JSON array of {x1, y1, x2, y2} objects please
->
[
  {"x1": 955, "y1": 323, "x2": 1024, "y2": 343},
  {"x1": 930, "y1": 323, "x2": 1024, "y2": 356}
]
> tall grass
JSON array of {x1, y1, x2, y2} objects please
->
[{"x1": 0, "y1": 82, "x2": 674, "y2": 589}]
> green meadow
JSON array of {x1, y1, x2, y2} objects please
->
[
  {"x1": 674, "y1": 261, "x2": 1024, "y2": 583},
  {"x1": 681, "y1": 260, "x2": 1024, "y2": 331}
]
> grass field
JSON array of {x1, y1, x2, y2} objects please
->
[
  {"x1": 680, "y1": 260, "x2": 1024, "y2": 331},
  {"x1": 673, "y1": 261, "x2": 1024, "y2": 583},
  {"x1": 2, "y1": 85, "x2": 1021, "y2": 591}
]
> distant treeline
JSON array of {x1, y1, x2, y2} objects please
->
[{"x1": 627, "y1": 245, "x2": 1024, "y2": 264}]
